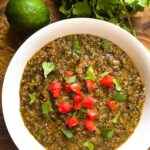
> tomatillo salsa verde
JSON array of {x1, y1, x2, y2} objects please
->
[{"x1": 20, "y1": 34, "x2": 145, "y2": 150}]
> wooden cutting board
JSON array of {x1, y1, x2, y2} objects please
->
[{"x1": 0, "y1": 0, "x2": 150, "y2": 149}]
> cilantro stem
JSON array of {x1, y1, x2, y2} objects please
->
[{"x1": 120, "y1": 0, "x2": 136, "y2": 36}]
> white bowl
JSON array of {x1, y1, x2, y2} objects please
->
[{"x1": 2, "y1": 18, "x2": 150, "y2": 150}]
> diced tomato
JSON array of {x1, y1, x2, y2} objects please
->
[
  {"x1": 64, "y1": 83, "x2": 81, "y2": 94},
  {"x1": 83, "y1": 120, "x2": 96, "y2": 132},
  {"x1": 75, "y1": 103, "x2": 82, "y2": 110},
  {"x1": 66, "y1": 117, "x2": 79, "y2": 128},
  {"x1": 49, "y1": 81, "x2": 61, "y2": 97},
  {"x1": 49, "y1": 80, "x2": 61, "y2": 91},
  {"x1": 87, "y1": 108, "x2": 99, "y2": 120},
  {"x1": 65, "y1": 71, "x2": 74, "y2": 77},
  {"x1": 101, "y1": 75, "x2": 114, "y2": 87},
  {"x1": 70, "y1": 83, "x2": 81, "y2": 93},
  {"x1": 85, "y1": 80, "x2": 96, "y2": 92},
  {"x1": 64, "y1": 83, "x2": 72, "y2": 92},
  {"x1": 74, "y1": 95, "x2": 82, "y2": 105},
  {"x1": 82, "y1": 95, "x2": 98, "y2": 108},
  {"x1": 107, "y1": 100, "x2": 116, "y2": 110},
  {"x1": 74, "y1": 94, "x2": 82, "y2": 110},
  {"x1": 52, "y1": 89, "x2": 61, "y2": 98},
  {"x1": 58, "y1": 102, "x2": 73, "y2": 113}
]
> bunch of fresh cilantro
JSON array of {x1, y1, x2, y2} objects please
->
[{"x1": 54, "y1": 0, "x2": 150, "y2": 35}]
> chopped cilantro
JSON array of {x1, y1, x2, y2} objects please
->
[
  {"x1": 65, "y1": 76, "x2": 76, "y2": 83},
  {"x1": 83, "y1": 141, "x2": 94, "y2": 150},
  {"x1": 41, "y1": 101, "x2": 52, "y2": 115},
  {"x1": 85, "y1": 66, "x2": 96, "y2": 80},
  {"x1": 29, "y1": 93, "x2": 36, "y2": 105},
  {"x1": 42, "y1": 62, "x2": 55, "y2": 78},
  {"x1": 62, "y1": 129, "x2": 73, "y2": 139},
  {"x1": 101, "y1": 128, "x2": 114, "y2": 139}
]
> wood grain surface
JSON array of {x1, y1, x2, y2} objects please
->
[{"x1": 0, "y1": 0, "x2": 150, "y2": 150}]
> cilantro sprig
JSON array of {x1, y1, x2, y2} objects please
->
[
  {"x1": 42, "y1": 62, "x2": 55, "y2": 78},
  {"x1": 54, "y1": 0, "x2": 149, "y2": 35}
]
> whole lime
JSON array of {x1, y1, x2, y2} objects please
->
[{"x1": 5, "y1": 0, "x2": 50, "y2": 34}]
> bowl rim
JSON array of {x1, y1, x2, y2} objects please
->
[{"x1": 2, "y1": 18, "x2": 150, "y2": 150}]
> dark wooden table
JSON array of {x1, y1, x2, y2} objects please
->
[{"x1": 0, "y1": 0, "x2": 150, "y2": 149}]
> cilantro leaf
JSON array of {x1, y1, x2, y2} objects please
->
[
  {"x1": 29, "y1": 93, "x2": 36, "y2": 105},
  {"x1": 72, "y1": 41, "x2": 81, "y2": 53},
  {"x1": 55, "y1": 0, "x2": 149, "y2": 36},
  {"x1": 37, "y1": 129, "x2": 45, "y2": 136},
  {"x1": 113, "y1": 79, "x2": 121, "y2": 91},
  {"x1": 112, "y1": 92, "x2": 127, "y2": 102},
  {"x1": 59, "y1": 0, "x2": 72, "y2": 17},
  {"x1": 100, "y1": 72, "x2": 109, "y2": 78},
  {"x1": 62, "y1": 129, "x2": 73, "y2": 139},
  {"x1": 80, "y1": 108, "x2": 86, "y2": 113},
  {"x1": 41, "y1": 101, "x2": 52, "y2": 115},
  {"x1": 138, "y1": 0, "x2": 149, "y2": 7},
  {"x1": 125, "y1": 0, "x2": 135, "y2": 4},
  {"x1": 112, "y1": 112, "x2": 120, "y2": 123},
  {"x1": 72, "y1": 0, "x2": 92, "y2": 17},
  {"x1": 83, "y1": 141, "x2": 94, "y2": 150},
  {"x1": 42, "y1": 62, "x2": 55, "y2": 78},
  {"x1": 85, "y1": 66, "x2": 96, "y2": 80},
  {"x1": 102, "y1": 41, "x2": 110, "y2": 50},
  {"x1": 65, "y1": 76, "x2": 76, "y2": 83},
  {"x1": 101, "y1": 128, "x2": 114, "y2": 139}
]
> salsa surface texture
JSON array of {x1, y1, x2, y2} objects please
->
[{"x1": 20, "y1": 34, "x2": 145, "y2": 150}]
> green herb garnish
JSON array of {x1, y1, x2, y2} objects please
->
[
  {"x1": 73, "y1": 41, "x2": 81, "y2": 53},
  {"x1": 100, "y1": 72, "x2": 109, "y2": 78},
  {"x1": 101, "y1": 128, "x2": 114, "y2": 139},
  {"x1": 54, "y1": 0, "x2": 149, "y2": 35},
  {"x1": 112, "y1": 112, "x2": 120, "y2": 123},
  {"x1": 59, "y1": 0, "x2": 72, "y2": 17},
  {"x1": 37, "y1": 129, "x2": 45, "y2": 136},
  {"x1": 62, "y1": 129, "x2": 73, "y2": 139},
  {"x1": 64, "y1": 76, "x2": 76, "y2": 83},
  {"x1": 113, "y1": 79, "x2": 121, "y2": 91},
  {"x1": 72, "y1": 112, "x2": 77, "y2": 118},
  {"x1": 102, "y1": 41, "x2": 110, "y2": 50},
  {"x1": 83, "y1": 141, "x2": 94, "y2": 150},
  {"x1": 112, "y1": 92, "x2": 127, "y2": 102},
  {"x1": 42, "y1": 62, "x2": 55, "y2": 78},
  {"x1": 72, "y1": 0, "x2": 92, "y2": 17},
  {"x1": 85, "y1": 66, "x2": 96, "y2": 80},
  {"x1": 41, "y1": 101, "x2": 52, "y2": 115},
  {"x1": 80, "y1": 108, "x2": 86, "y2": 113},
  {"x1": 29, "y1": 93, "x2": 36, "y2": 105}
]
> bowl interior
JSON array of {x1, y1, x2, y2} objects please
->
[{"x1": 2, "y1": 18, "x2": 150, "y2": 150}]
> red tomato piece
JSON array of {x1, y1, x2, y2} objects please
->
[
  {"x1": 58, "y1": 102, "x2": 73, "y2": 113},
  {"x1": 73, "y1": 95, "x2": 82, "y2": 110},
  {"x1": 85, "y1": 80, "x2": 96, "y2": 92},
  {"x1": 82, "y1": 95, "x2": 98, "y2": 108},
  {"x1": 70, "y1": 83, "x2": 81, "y2": 93},
  {"x1": 64, "y1": 83, "x2": 72, "y2": 92},
  {"x1": 66, "y1": 117, "x2": 79, "y2": 128},
  {"x1": 101, "y1": 75, "x2": 114, "y2": 87},
  {"x1": 74, "y1": 94, "x2": 82, "y2": 110},
  {"x1": 87, "y1": 108, "x2": 99, "y2": 120},
  {"x1": 75, "y1": 103, "x2": 82, "y2": 110},
  {"x1": 49, "y1": 80, "x2": 61, "y2": 91},
  {"x1": 52, "y1": 88, "x2": 61, "y2": 98},
  {"x1": 107, "y1": 100, "x2": 116, "y2": 110},
  {"x1": 74, "y1": 95, "x2": 82, "y2": 105},
  {"x1": 49, "y1": 81, "x2": 61, "y2": 98},
  {"x1": 77, "y1": 92, "x2": 84, "y2": 97},
  {"x1": 83, "y1": 120, "x2": 96, "y2": 132},
  {"x1": 64, "y1": 83, "x2": 81, "y2": 94},
  {"x1": 65, "y1": 71, "x2": 74, "y2": 77}
]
